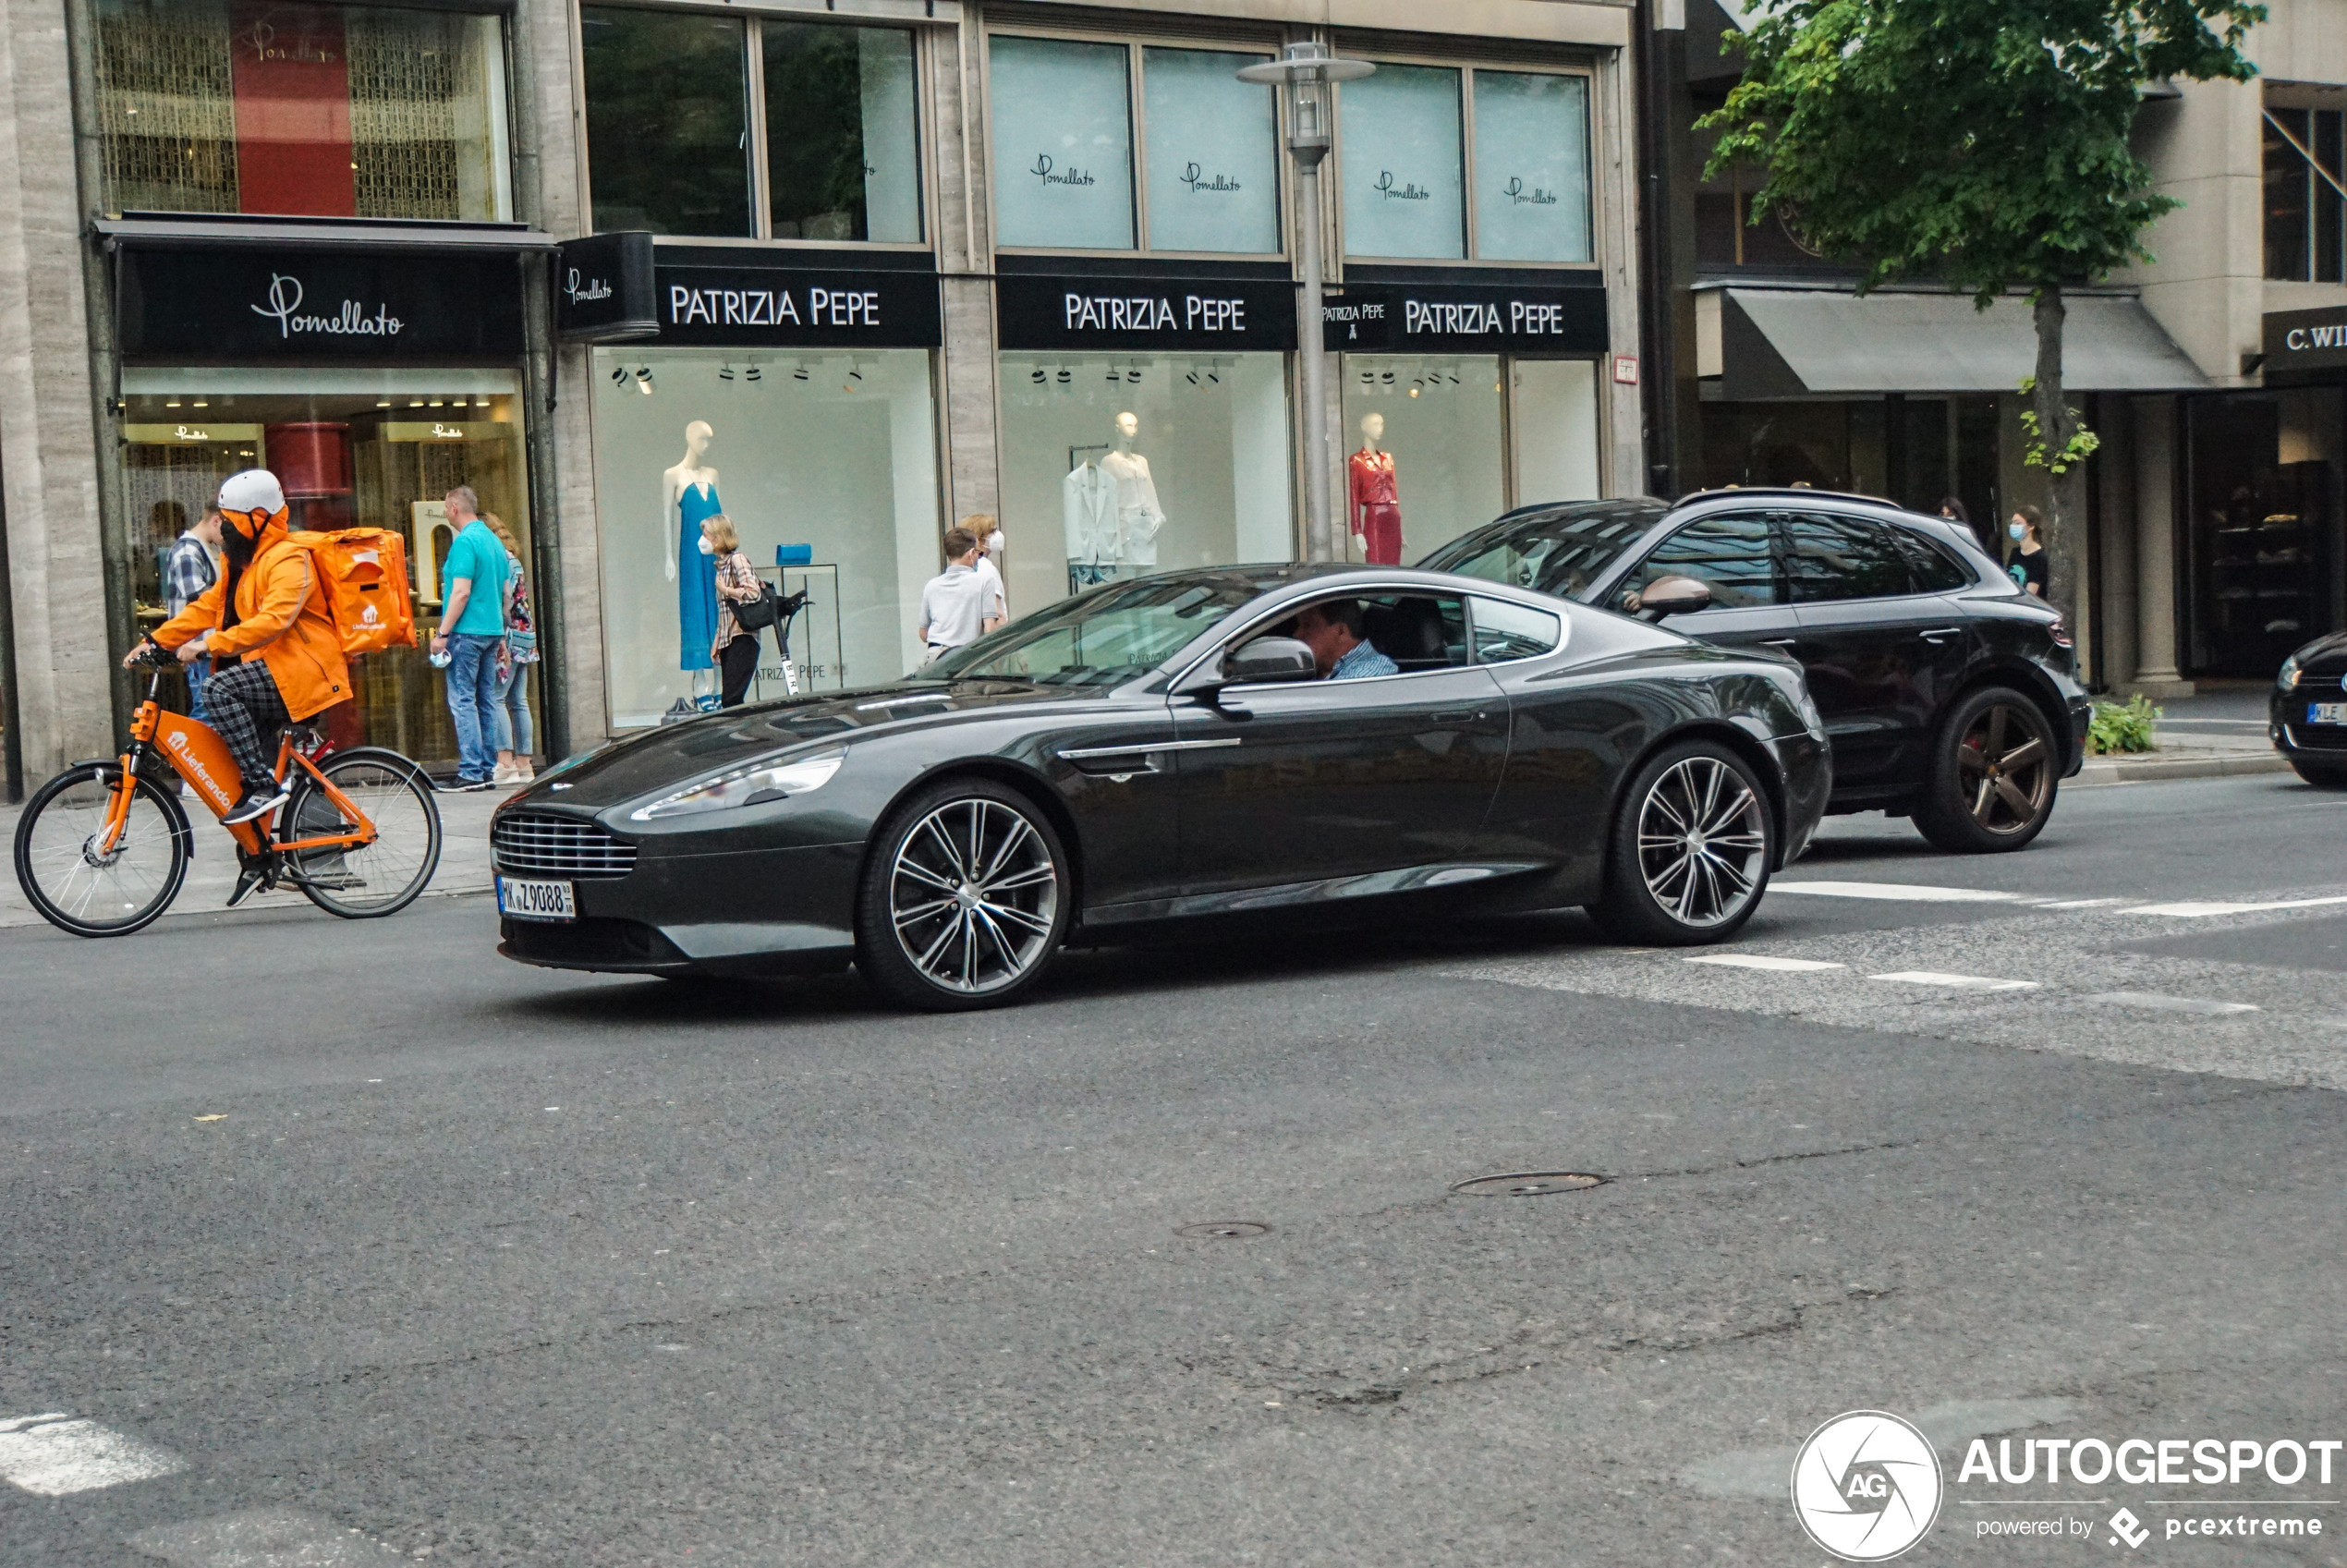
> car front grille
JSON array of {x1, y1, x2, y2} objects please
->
[{"x1": 492, "y1": 811, "x2": 638, "y2": 878}]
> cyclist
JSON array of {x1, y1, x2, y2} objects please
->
[{"x1": 124, "y1": 468, "x2": 353, "y2": 833}]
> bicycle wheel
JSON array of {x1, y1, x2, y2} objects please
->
[
  {"x1": 282, "y1": 748, "x2": 442, "y2": 918},
  {"x1": 12, "y1": 761, "x2": 191, "y2": 936}
]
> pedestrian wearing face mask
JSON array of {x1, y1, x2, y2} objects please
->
[{"x1": 2007, "y1": 505, "x2": 2048, "y2": 598}]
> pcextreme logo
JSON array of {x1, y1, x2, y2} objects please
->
[{"x1": 1792, "y1": 1411, "x2": 1944, "y2": 1561}]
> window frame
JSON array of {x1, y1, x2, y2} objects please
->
[
  {"x1": 2263, "y1": 97, "x2": 2346, "y2": 285},
  {"x1": 983, "y1": 23, "x2": 1290, "y2": 261},
  {"x1": 1332, "y1": 52, "x2": 1599, "y2": 271},
  {"x1": 1465, "y1": 592, "x2": 1566, "y2": 663},
  {"x1": 575, "y1": 3, "x2": 929, "y2": 250}
]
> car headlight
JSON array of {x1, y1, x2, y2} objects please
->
[
  {"x1": 2280, "y1": 654, "x2": 2303, "y2": 691},
  {"x1": 628, "y1": 748, "x2": 845, "y2": 822}
]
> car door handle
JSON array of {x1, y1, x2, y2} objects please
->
[
  {"x1": 1430, "y1": 709, "x2": 1487, "y2": 723},
  {"x1": 1916, "y1": 627, "x2": 1961, "y2": 642},
  {"x1": 1758, "y1": 638, "x2": 1799, "y2": 648}
]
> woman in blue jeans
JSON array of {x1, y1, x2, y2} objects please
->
[{"x1": 485, "y1": 514, "x2": 539, "y2": 785}]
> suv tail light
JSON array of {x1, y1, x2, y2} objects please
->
[{"x1": 2048, "y1": 613, "x2": 2073, "y2": 649}]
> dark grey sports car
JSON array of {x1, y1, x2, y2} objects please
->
[{"x1": 491, "y1": 565, "x2": 1832, "y2": 1011}]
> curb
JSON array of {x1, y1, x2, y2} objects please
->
[{"x1": 2072, "y1": 751, "x2": 2292, "y2": 787}]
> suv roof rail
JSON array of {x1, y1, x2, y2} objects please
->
[{"x1": 1673, "y1": 486, "x2": 1913, "y2": 510}]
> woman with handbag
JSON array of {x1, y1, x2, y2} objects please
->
[
  {"x1": 484, "y1": 514, "x2": 540, "y2": 785},
  {"x1": 706, "y1": 513, "x2": 766, "y2": 708}
]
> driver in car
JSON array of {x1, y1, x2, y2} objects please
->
[{"x1": 1291, "y1": 600, "x2": 1398, "y2": 681}]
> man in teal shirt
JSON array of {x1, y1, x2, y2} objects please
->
[{"x1": 428, "y1": 484, "x2": 510, "y2": 789}]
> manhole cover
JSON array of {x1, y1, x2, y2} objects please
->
[
  {"x1": 1175, "y1": 1221, "x2": 1271, "y2": 1239},
  {"x1": 1451, "y1": 1171, "x2": 1607, "y2": 1197}
]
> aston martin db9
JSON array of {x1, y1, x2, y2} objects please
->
[{"x1": 492, "y1": 565, "x2": 1831, "y2": 1011}]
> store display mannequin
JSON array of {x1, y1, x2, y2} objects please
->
[
  {"x1": 663, "y1": 420, "x2": 722, "y2": 673},
  {"x1": 1349, "y1": 412, "x2": 1402, "y2": 565},
  {"x1": 1100, "y1": 411, "x2": 1166, "y2": 567}
]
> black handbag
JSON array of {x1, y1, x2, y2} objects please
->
[{"x1": 735, "y1": 583, "x2": 782, "y2": 631}]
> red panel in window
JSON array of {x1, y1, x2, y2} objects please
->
[{"x1": 229, "y1": 2, "x2": 356, "y2": 216}]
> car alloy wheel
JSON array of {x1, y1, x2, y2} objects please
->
[
  {"x1": 886, "y1": 795, "x2": 1061, "y2": 998},
  {"x1": 1954, "y1": 700, "x2": 2051, "y2": 835},
  {"x1": 1635, "y1": 754, "x2": 1769, "y2": 929}
]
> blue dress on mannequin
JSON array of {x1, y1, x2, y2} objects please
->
[{"x1": 677, "y1": 479, "x2": 722, "y2": 672}]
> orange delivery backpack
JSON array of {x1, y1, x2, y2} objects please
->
[{"x1": 290, "y1": 529, "x2": 418, "y2": 655}]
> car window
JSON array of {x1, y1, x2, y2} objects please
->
[
  {"x1": 930, "y1": 575, "x2": 1264, "y2": 686},
  {"x1": 1627, "y1": 513, "x2": 1782, "y2": 609},
  {"x1": 1426, "y1": 504, "x2": 1667, "y2": 600},
  {"x1": 1891, "y1": 527, "x2": 1974, "y2": 591},
  {"x1": 1469, "y1": 596, "x2": 1564, "y2": 663},
  {"x1": 1251, "y1": 592, "x2": 1470, "y2": 677},
  {"x1": 1782, "y1": 513, "x2": 1913, "y2": 602}
]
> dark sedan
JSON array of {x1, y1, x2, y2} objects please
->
[
  {"x1": 1420, "y1": 490, "x2": 2092, "y2": 853},
  {"x1": 490, "y1": 565, "x2": 1830, "y2": 1010},
  {"x1": 2272, "y1": 632, "x2": 2347, "y2": 784}
]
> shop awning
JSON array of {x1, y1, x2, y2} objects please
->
[
  {"x1": 95, "y1": 216, "x2": 557, "y2": 253},
  {"x1": 1714, "y1": 286, "x2": 2207, "y2": 398}
]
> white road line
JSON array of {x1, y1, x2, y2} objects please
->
[
  {"x1": 2041, "y1": 898, "x2": 2123, "y2": 908},
  {"x1": 2086, "y1": 991, "x2": 2261, "y2": 1016},
  {"x1": 128, "y1": 1508, "x2": 407, "y2": 1565},
  {"x1": 0, "y1": 1413, "x2": 185, "y2": 1496},
  {"x1": 1869, "y1": 971, "x2": 2042, "y2": 991},
  {"x1": 1771, "y1": 881, "x2": 2024, "y2": 903},
  {"x1": 2122, "y1": 895, "x2": 2347, "y2": 918},
  {"x1": 1684, "y1": 954, "x2": 1847, "y2": 972}
]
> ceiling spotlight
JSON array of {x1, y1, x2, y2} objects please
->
[
  {"x1": 746, "y1": 364, "x2": 762, "y2": 383},
  {"x1": 1186, "y1": 370, "x2": 1199, "y2": 385},
  {"x1": 609, "y1": 365, "x2": 626, "y2": 385},
  {"x1": 1409, "y1": 386, "x2": 1420, "y2": 398},
  {"x1": 1208, "y1": 368, "x2": 1221, "y2": 384},
  {"x1": 1032, "y1": 367, "x2": 1047, "y2": 384},
  {"x1": 410, "y1": 398, "x2": 425, "y2": 407},
  {"x1": 847, "y1": 364, "x2": 863, "y2": 383},
  {"x1": 164, "y1": 397, "x2": 180, "y2": 407},
  {"x1": 475, "y1": 396, "x2": 491, "y2": 407},
  {"x1": 376, "y1": 398, "x2": 392, "y2": 407},
  {"x1": 719, "y1": 363, "x2": 735, "y2": 381},
  {"x1": 634, "y1": 366, "x2": 654, "y2": 395},
  {"x1": 1056, "y1": 368, "x2": 1071, "y2": 384},
  {"x1": 429, "y1": 398, "x2": 444, "y2": 407},
  {"x1": 1381, "y1": 371, "x2": 1395, "y2": 385},
  {"x1": 191, "y1": 398, "x2": 208, "y2": 407},
  {"x1": 1126, "y1": 367, "x2": 1141, "y2": 383},
  {"x1": 1358, "y1": 370, "x2": 1372, "y2": 385},
  {"x1": 792, "y1": 363, "x2": 808, "y2": 382}
]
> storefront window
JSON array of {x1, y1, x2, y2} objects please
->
[
  {"x1": 590, "y1": 348, "x2": 940, "y2": 726},
  {"x1": 1339, "y1": 66, "x2": 1465, "y2": 261},
  {"x1": 763, "y1": 23, "x2": 921, "y2": 243},
  {"x1": 95, "y1": 0, "x2": 511, "y2": 220},
  {"x1": 1510, "y1": 359, "x2": 1600, "y2": 505},
  {"x1": 1473, "y1": 72, "x2": 1591, "y2": 263},
  {"x1": 1340, "y1": 355, "x2": 1502, "y2": 560},
  {"x1": 997, "y1": 355, "x2": 1292, "y2": 607},
  {"x1": 991, "y1": 37, "x2": 1137, "y2": 251},
  {"x1": 119, "y1": 368, "x2": 532, "y2": 763},
  {"x1": 2185, "y1": 389, "x2": 2344, "y2": 676},
  {"x1": 1140, "y1": 48, "x2": 1280, "y2": 254},
  {"x1": 581, "y1": 8, "x2": 750, "y2": 237}
]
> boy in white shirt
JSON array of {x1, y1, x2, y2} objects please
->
[{"x1": 917, "y1": 527, "x2": 1002, "y2": 663}]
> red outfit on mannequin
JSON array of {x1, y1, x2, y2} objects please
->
[{"x1": 1349, "y1": 447, "x2": 1402, "y2": 565}]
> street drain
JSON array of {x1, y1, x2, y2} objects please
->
[
  {"x1": 1175, "y1": 1221, "x2": 1271, "y2": 1239},
  {"x1": 1451, "y1": 1171, "x2": 1607, "y2": 1197}
]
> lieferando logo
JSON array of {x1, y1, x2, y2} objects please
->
[{"x1": 1791, "y1": 1410, "x2": 1944, "y2": 1561}]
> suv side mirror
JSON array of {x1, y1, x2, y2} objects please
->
[
  {"x1": 1636, "y1": 575, "x2": 1712, "y2": 620},
  {"x1": 1221, "y1": 636, "x2": 1319, "y2": 687}
]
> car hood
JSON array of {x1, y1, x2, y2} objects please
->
[
  {"x1": 2292, "y1": 628, "x2": 2347, "y2": 680},
  {"x1": 505, "y1": 680, "x2": 1090, "y2": 812}
]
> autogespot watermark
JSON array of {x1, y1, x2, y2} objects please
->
[{"x1": 1792, "y1": 1413, "x2": 2340, "y2": 1556}]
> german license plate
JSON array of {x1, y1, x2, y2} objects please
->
[
  {"x1": 2309, "y1": 703, "x2": 2347, "y2": 724},
  {"x1": 497, "y1": 876, "x2": 576, "y2": 921}
]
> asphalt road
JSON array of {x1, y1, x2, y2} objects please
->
[{"x1": 4, "y1": 772, "x2": 2345, "y2": 1566}]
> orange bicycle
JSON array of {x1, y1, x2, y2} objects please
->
[{"x1": 11, "y1": 647, "x2": 442, "y2": 935}]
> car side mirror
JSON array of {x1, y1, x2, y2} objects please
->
[
  {"x1": 1220, "y1": 636, "x2": 1319, "y2": 687},
  {"x1": 1636, "y1": 575, "x2": 1712, "y2": 620}
]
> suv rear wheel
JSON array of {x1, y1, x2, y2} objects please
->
[{"x1": 1914, "y1": 686, "x2": 2057, "y2": 854}]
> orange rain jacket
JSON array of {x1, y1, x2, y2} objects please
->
[{"x1": 154, "y1": 515, "x2": 352, "y2": 720}]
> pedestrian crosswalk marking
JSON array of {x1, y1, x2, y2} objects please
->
[
  {"x1": 1869, "y1": 971, "x2": 2040, "y2": 991},
  {"x1": 1771, "y1": 881, "x2": 2024, "y2": 903},
  {"x1": 2122, "y1": 895, "x2": 2347, "y2": 918},
  {"x1": 0, "y1": 1413, "x2": 184, "y2": 1496},
  {"x1": 128, "y1": 1507, "x2": 407, "y2": 1564},
  {"x1": 1684, "y1": 954, "x2": 1846, "y2": 972}
]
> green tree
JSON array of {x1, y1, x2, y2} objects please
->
[{"x1": 1701, "y1": 0, "x2": 2262, "y2": 617}]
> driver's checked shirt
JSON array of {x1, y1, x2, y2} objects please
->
[{"x1": 1331, "y1": 641, "x2": 1399, "y2": 681}]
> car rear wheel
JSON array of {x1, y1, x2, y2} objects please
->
[
  {"x1": 855, "y1": 778, "x2": 1071, "y2": 1012},
  {"x1": 2291, "y1": 760, "x2": 2347, "y2": 787},
  {"x1": 1587, "y1": 740, "x2": 1774, "y2": 945},
  {"x1": 1914, "y1": 686, "x2": 2057, "y2": 854}
]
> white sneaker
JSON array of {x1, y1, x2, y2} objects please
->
[{"x1": 493, "y1": 765, "x2": 523, "y2": 786}]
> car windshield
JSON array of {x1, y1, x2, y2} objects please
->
[
  {"x1": 918, "y1": 574, "x2": 1275, "y2": 687},
  {"x1": 1421, "y1": 502, "x2": 1668, "y2": 601}
]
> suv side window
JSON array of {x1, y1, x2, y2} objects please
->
[
  {"x1": 1782, "y1": 512, "x2": 1914, "y2": 602},
  {"x1": 1468, "y1": 596, "x2": 1564, "y2": 663},
  {"x1": 1626, "y1": 513, "x2": 1782, "y2": 609},
  {"x1": 1891, "y1": 527, "x2": 1974, "y2": 591}
]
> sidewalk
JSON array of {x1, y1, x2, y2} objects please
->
[
  {"x1": 0, "y1": 783, "x2": 504, "y2": 930},
  {"x1": 2074, "y1": 679, "x2": 2287, "y2": 786}
]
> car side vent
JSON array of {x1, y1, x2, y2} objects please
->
[{"x1": 492, "y1": 812, "x2": 638, "y2": 879}]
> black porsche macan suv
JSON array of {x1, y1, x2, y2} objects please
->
[{"x1": 1420, "y1": 490, "x2": 2092, "y2": 853}]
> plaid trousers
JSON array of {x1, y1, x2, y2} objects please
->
[{"x1": 204, "y1": 659, "x2": 291, "y2": 785}]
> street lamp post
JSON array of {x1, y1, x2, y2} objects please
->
[{"x1": 1239, "y1": 43, "x2": 1372, "y2": 563}]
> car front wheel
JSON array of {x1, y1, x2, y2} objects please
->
[
  {"x1": 1588, "y1": 740, "x2": 1774, "y2": 945},
  {"x1": 855, "y1": 778, "x2": 1072, "y2": 1012},
  {"x1": 1914, "y1": 686, "x2": 2058, "y2": 853}
]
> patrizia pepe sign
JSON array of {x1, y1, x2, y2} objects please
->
[
  {"x1": 116, "y1": 246, "x2": 525, "y2": 359},
  {"x1": 651, "y1": 261, "x2": 942, "y2": 349},
  {"x1": 997, "y1": 273, "x2": 1298, "y2": 353}
]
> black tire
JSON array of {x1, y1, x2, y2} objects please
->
[
  {"x1": 2292, "y1": 760, "x2": 2347, "y2": 787},
  {"x1": 281, "y1": 748, "x2": 443, "y2": 918},
  {"x1": 1913, "y1": 686, "x2": 2058, "y2": 854},
  {"x1": 12, "y1": 760, "x2": 191, "y2": 937},
  {"x1": 854, "y1": 777, "x2": 1071, "y2": 1012},
  {"x1": 1587, "y1": 739, "x2": 1774, "y2": 945}
]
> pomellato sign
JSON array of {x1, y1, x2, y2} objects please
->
[
  {"x1": 555, "y1": 231, "x2": 658, "y2": 342},
  {"x1": 116, "y1": 246, "x2": 525, "y2": 359}
]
